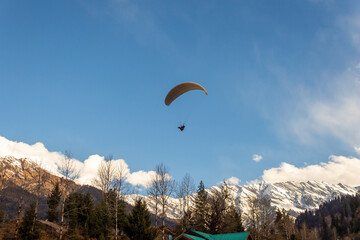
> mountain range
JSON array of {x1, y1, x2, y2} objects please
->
[{"x1": 0, "y1": 156, "x2": 358, "y2": 224}]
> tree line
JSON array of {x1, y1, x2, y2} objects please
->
[
  {"x1": 296, "y1": 194, "x2": 360, "y2": 240},
  {"x1": 1, "y1": 155, "x2": 360, "y2": 240}
]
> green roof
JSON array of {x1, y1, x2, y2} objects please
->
[
  {"x1": 184, "y1": 233, "x2": 208, "y2": 240},
  {"x1": 192, "y1": 231, "x2": 215, "y2": 240},
  {"x1": 212, "y1": 232, "x2": 250, "y2": 240},
  {"x1": 191, "y1": 230, "x2": 250, "y2": 240}
]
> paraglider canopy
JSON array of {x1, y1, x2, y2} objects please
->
[{"x1": 165, "y1": 82, "x2": 208, "y2": 106}]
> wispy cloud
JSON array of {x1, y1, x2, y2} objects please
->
[
  {"x1": 337, "y1": 8, "x2": 360, "y2": 52},
  {"x1": 0, "y1": 136, "x2": 162, "y2": 188},
  {"x1": 82, "y1": 0, "x2": 172, "y2": 49},
  {"x1": 355, "y1": 146, "x2": 360, "y2": 155},
  {"x1": 262, "y1": 155, "x2": 360, "y2": 187},
  {"x1": 284, "y1": 5, "x2": 360, "y2": 146},
  {"x1": 252, "y1": 154, "x2": 263, "y2": 162},
  {"x1": 288, "y1": 65, "x2": 360, "y2": 146}
]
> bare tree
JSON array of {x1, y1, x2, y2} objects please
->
[
  {"x1": 113, "y1": 160, "x2": 129, "y2": 239},
  {"x1": 156, "y1": 163, "x2": 175, "y2": 240},
  {"x1": 93, "y1": 155, "x2": 115, "y2": 201},
  {"x1": 13, "y1": 158, "x2": 32, "y2": 239},
  {"x1": 176, "y1": 173, "x2": 195, "y2": 218},
  {"x1": 257, "y1": 196, "x2": 272, "y2": 240},
  {"x1": 148, "y1": 171, "x2": 160, "y2": 226},
  {"x1": 60, "y1": 151, "x2": 79, "y2": 181},
  {"x1": 58, "y1": 151, "x2": 79, "y2": 240},
  {"x1": 206, "y1": 182, "x2": 234, "y2": 234},
  {"x1": 33, "y1": 161, "x2": 44, "y2": 215},
  {"x1": 246, "y1": 194, "x2": 273, "y2": 240},
  {"x1": 182, "y1": 174, "x2": 195, "y2": 213},
  {"x1": 175, "y1": 181, "x2": 186, "y2": 219},
  {"x1": 93, "y1": 155, "x2": 133, "y2": 239},
  {"x1": 25, "y1": 159, "x2": 47, "y2": 236},
  {"x1": 275, "y1": 208, "x2": 296, "y2": 240},
  {"x1": 22, "y1": 159, "x2": 46, "y2": 219}
]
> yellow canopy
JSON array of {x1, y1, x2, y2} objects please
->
[{"x1": 165, "y1": 82, "x2": 208, "y2": 106}]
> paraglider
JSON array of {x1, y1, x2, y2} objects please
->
[
  {"x1": 165, "y1": 82, "x2": 207, "y2": 131},
  {"x1": 164, "y1": 82, "x2": 208, "y2": 106}
]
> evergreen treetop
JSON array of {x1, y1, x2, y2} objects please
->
[
  {"x1": 124, "y1": 198, "x2": 157, "y2": 240},
  {"x1": 18, "y1": 203, "x2": 41, "y2": 240},
  {"x1": 47, "y1": 182, "x2": 61, "y2": 222}
]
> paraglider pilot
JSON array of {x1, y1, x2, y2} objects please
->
[{"x1": 178, "y1": 124, "x2": 185, "y2": 131}]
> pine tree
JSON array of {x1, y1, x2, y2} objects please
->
[
  {"x1": 193, "y1": 181, "x2": 208, "y2": 232},
  {"x1": 18, "y1": 203, "x2": 41, "y2": 240},
  {"x1": 117, "y1": 198, "x2": 128, "y2": 235},
  {"x1": 175, "y1": 210, "x2": 193, "y2": 236},
  {"x1": 47, "y1": 182, "x2": 61, "y2": 222},
  {"x1": 64, "y1": 192, "x2": 81, "y2": 231},
  {"x1": 81, "y1": 191, "x2": 94, "y2": 236},
  {"x1": 124, "y1": 198, "x2": 157, "y2": 240},
  {"x1": 64, "y1": 191, "x2": 95, "y2": 238},
  {"x1": 224, "y1": 206, "x2": 244, "y2": 233},
  {"x1": 89, "y1": 198, "x2": 112, "y2": 239}
]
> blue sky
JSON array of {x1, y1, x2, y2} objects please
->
[{"x1": 2, "y1": 0, "x2": 360, "y2": 189}]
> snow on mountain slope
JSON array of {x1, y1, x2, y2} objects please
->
[
  {"x1": 136, "y1": 181, "x2": 357, "y2": 221},
  {"x1": 1, "y1": 156, "x2": 357, "y2": 223}
]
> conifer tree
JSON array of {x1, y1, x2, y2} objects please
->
[
  {"x1": 117, "y1": 198, "x2": 128, "y2": 235},
  {"x1": 18, "y1": 203, "x2": 41, "y2": 240},
  {"x1": 175, "y1": 210, "x2": 193, "y2": 236},
  {"x1": 64, "y1": 191, "x2": 95, "y2": 238},
  {"x1": 47, "y1": 182, "x2": 61, "y2": 222},
  {"x1": 81, "y1": 191, "x2": 94, "y2": 235},
  {"x1": 64, "y1": 192, "x2": 81, "y2": 231},
  {"x1": 233, "y1": 209, "x2": 245, "y2": 232},
  {"x1": 224, "y1": 205, "x2": 244, "y2": 233},
  {"x1": 89, "y1": 198, "x2": 112, "y2": 239},
  {"x1": 124, "y1": 198, "x2": 157, "y2": 240},
  {"x1": 193, "y1": 181, "x2": 208, "y2": 232}
]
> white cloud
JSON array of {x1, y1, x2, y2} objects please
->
[
  {"x1": 126, "y1": 170, "x2": 157, "y2": 188},
  {"x1": 225, "y1": 176, "x2": 241, "y2": 185},
  {"x1": 288, "y1": 65, "x2": 360, "y2": 145},
  {"x1": 0, "y1": 136, "x2": 64, "y2": 175},
  {"x1": 76, "y1": 155, "x2": 132, "y2": 186},
  {"x1": 262, "y1": 155, "x2": 360, "y2": 187},
  {"x1": 0, "y1": 136, "x2": 161, "y2": 189},
  {"x1": 253, "y1": 154, "x2": 263, "y2": 162}
]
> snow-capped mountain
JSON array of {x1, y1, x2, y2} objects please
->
[
  {"x1": 1, "y1": 156, "x2": 358, "y2": 223},
  {"x1": 130, "y1": 181, "x2": 358, "y2": 221}
]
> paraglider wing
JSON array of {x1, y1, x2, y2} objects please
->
[{"x1": 165, "y1": 82, "x2": 208, "y2": 106}]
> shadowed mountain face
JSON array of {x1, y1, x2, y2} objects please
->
[
  {"x1": 0, "y1": 183, "x2": 102, "y2": 220},
  {"x1": 0, "y1": 156, "x2": 105, "y2": 220},
  {"x1": 0, "y1": 156, "x2": 177, "y2": 227}
]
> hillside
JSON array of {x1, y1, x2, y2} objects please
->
[
  {"x1": 0, "y1": 156, "x2": 102, "y2": 219},
  {"x1": 296, "y1": 193, "x2": 360, "y2": 239}
]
